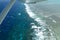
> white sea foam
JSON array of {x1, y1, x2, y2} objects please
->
[{"x1": 25, "y1": 3, "x2": 56, "y2": 40}]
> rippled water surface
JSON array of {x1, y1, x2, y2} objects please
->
[{"x1": 0, "y1": 0, "x2": 60, "y2": 40}]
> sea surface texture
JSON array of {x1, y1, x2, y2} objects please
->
[{"x1": 0, "y1": 0, "x2": 60, "y2": 40}]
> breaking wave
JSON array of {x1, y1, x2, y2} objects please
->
[{"x1": 25, "y1": 3, "x2": 57, "y2": 40}]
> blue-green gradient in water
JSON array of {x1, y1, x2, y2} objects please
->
[
  {"x1": 0, "y1": 1, "x2": 38, "y2": 40},
  {"x1": 0, "y1": 0, "x2": 57, "y2": 40}
]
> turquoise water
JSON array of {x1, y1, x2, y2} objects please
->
[
  {"x1": 0, "y1": 1, "x2": 37, "y2": 40},
  {"x1": 0, "y1": 0, "x2": 57, "y2": 40}
]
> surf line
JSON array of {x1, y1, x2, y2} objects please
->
[{"x1": 24, "y1": 3, "x2": 57, "y2": 40}]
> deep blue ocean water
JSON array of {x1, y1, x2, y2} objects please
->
[
  {"x1": 0, "y1": 1, "x2": 57, "y2": 40},
  {"x1": 0, "y1": 1, "x2": 37, "y2": 40}
]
